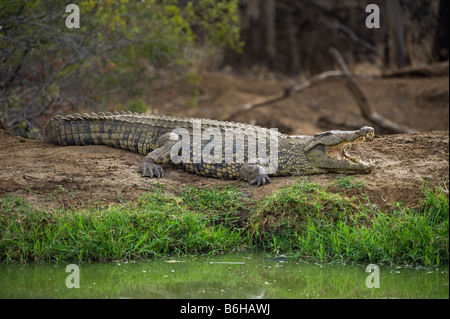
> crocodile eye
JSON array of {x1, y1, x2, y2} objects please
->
[{"x1": 314, "y1": 131, "x2": 332, "y2": 138}]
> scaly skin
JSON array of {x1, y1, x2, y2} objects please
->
[{"x1": 44, "y1": 111, "x2": 375, "y2": 186}]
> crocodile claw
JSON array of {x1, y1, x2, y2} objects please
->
[
  {"x1": 139, "y1": 162, "x2": 164, "y2": 178},
  {"x1": 250, "y1": 174, "x2": 271, "y2": 187}
]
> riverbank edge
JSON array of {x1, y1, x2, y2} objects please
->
[{"x1": 0, "y1": 178, "x2": 448, "y2": 266}]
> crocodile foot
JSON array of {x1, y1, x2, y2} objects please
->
[
  {"x1": 250, "y1": 174, "x2": 271, "y2": 187},
  {"x1": 139, "y1": 161, "x2": 164, "y2": 178},
  {"x1": 239, "y1": 163, "x2": 271, "y2": 187}
]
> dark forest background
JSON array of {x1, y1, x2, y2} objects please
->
[{"x1": 224, "y1": 0, "x2": 448, "y2": 74}]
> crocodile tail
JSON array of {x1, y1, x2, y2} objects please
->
[
  {"x1": 44, "y1": 112, "x2": 101, "y2": 146},
  {"x1": 43, "y1": 114, "x2": 75, "y2": 146},
  {"x1": 43, "y1": 111, "x2": 148, "y2": 154}
]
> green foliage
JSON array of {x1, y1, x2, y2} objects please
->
[
  {"x1": 0, "y1": 0, "x2": 242, "y2": 135},
  {"x1": 0, "y1": 182, "x2": 447, "y2": 266},
  {"x1": 334, "y1": 176, "x2": 366, "y2": 191},
  {"x1": 179, "y1": 185, "x2": 248, "y2": 227},
  {"x1": 249, "y1": 181, "x2": 449, "y2": 266},
  {"x1": 0, "y1": 189, "x2": 244, "y2": 263},
  {"x1": 250, "y1": 181, "x2": 356, "y2": 230},
  {"x1": 420, "y1": 181, "x2": 449, "y2": 224}
]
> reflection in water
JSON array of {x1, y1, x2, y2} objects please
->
[
  {"x1": 116, "y1": 281, "x2": 266, "y2": 299},
  {"x1": 0, "y1": 253, "x2": 448, "y2": 299}
]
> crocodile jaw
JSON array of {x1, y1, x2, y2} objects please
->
[
  {"x1": 325, "y1": 139, "x2": 375, "y2": 168},
  {"x1": 305, "y1": 126, "x2": 375, "y2": 172}
]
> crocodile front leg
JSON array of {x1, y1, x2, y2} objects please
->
[
  {"x1": 239, "y1": 163, "x2": 271, "y2": 187},
  {"x1": 138, "y1": 133, "x2": 178, "y2": 178}
]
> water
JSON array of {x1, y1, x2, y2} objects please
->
[{"x1": 0, "y1": 253, "x2": 448, "y2": 299}]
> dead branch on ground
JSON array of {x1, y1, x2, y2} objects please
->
[
  {"x1": 224, "y1": 48, "x2": 418, "y2": 134},
  {"x1": 328, "y1": 48, "x2": 417, "y2": 134},
  {"x1": 382, "y1": 61, "x2": 449, "y2": 78}
]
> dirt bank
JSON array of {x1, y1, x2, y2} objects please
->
[
  {"x1": 0, "y1": 128, "x2": 447, "y2": 211},
  {"x1": 0, "y1": 72, "x2": 448, "y2": 210}
]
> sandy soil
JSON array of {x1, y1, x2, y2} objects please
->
[{"x1": 0, "y1": 72, "x2": 448, "y2": 210}]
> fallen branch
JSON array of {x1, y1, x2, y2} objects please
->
[
  {"x1": 224, "y1": 49, "x2": 418, "y2": 134},
  {"x1": 224, "y1": 70, "x2": 345, "y2": 120},
  {"x1": 328, "y1": 48, "x2": 417, "y2": 134},
  {"x1": 326, "y1": 22, "x2": 378, "y2": 53},
  {"x1": 382, "y1": 61, "x2": 449, "y2": 78}
]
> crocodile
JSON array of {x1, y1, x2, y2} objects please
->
[{"x1": 44, "y1": 111, "x2": 375, "y2": 186}]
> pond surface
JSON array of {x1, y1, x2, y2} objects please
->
[{"x1": 0, "y1": 253, "x2": 448, "y2": 299}]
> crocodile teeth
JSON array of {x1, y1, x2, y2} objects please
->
[
  {"x1": 325, "y1": 129, "x2": 375, "y2": 167},
  {"x1": 366, "y1": 131, "x2": 374, "y2": 139}
]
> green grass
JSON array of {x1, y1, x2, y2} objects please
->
[
  {"x1": 0, "y1": 190, "x2": 243, "y2": 263},
  {"x1": 250, "y1": 180, "x2": 449, "y2": 266},
  {"x1": 0, "y1": 180, "x2": 448, "y2": 266},
  {"x1": 334, "y1": 175, "x2": 366, "y2": 191}
]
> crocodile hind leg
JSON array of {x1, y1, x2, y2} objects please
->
[
  {"x1": 139, "y1": 133, "x2": 178, "y2": 178},
  {"x1": 239, "y1": 163, "x2": 271, "y2": 187}
]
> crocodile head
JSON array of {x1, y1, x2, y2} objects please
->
[{"x1": 304, "y1": 126, "x2": 375, "y2": 172}]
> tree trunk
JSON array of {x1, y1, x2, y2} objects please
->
[
  {"x1": 432, "y1": 0, "x2": 449, "y2": 62},
  {"x1": 385, "y1": 0, "x2": 408, "y2": 68},
  {"x1": 224, "y1": 0, "x2": 277, "y2": 69},
  {"x1": 286, "y1": 11, "x2": 300, "y2": 75}
]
